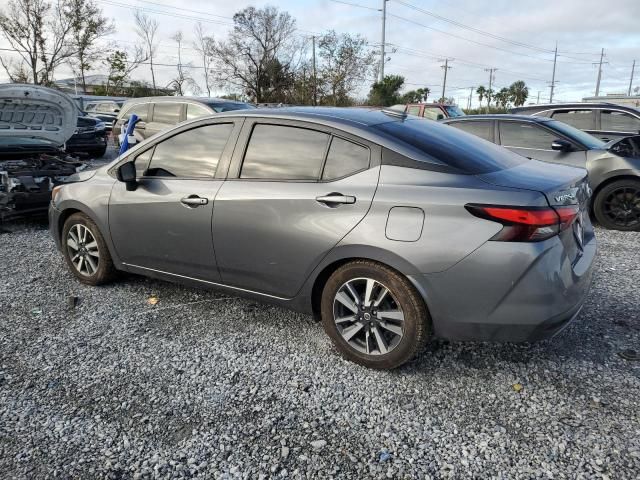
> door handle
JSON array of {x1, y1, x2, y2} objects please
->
[
  {"x1": 180, "y1": 195, "x2": 208, "y2": 207},
  {"x1": 315, "y1": 193, "x2": 356, "y2": 206}
]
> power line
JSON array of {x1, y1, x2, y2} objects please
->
[{"x1": 327, "y1": 0, "x2": 381, "y2": 12}]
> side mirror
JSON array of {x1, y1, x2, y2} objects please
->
[
  {"x1": 116, "y1": 161, "x2": 137, "y2": 191},
  {"x1": 551, "y1": 139, "x2": 572, "y2": 152}
]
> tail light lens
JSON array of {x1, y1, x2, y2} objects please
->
[{"x1": 465, "y1": 204, "x2": 579, "y2": 242}]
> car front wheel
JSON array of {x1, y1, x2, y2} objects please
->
[
  {"x1": 62, "y1": 213, "x2": 116, "y2": 285},
  {"x1": 320, "y1": 260, "x2": 430, "y2": 369},
  {"x1": 593, "y1": 178, "x2": 640, "y2": 231}
]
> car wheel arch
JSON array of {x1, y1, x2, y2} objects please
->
[
  {"x1": 590, "y1": 174, "x2": 640, "y2": 214},
  {"x1": 57, "y1": 204, "x2": 120, "y2": 266},
  {"x1": 308, "y1": 247, "x2": 426, "y2": 319}
]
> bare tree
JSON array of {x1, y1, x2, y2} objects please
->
[
  {"x1": 0, "y1": 0, "x2": 76, "y2": 85},
  {"x1": 193, "y1": 22, "x2": 213, "y2": 97},
  {"x1": 67, "y1": 0, "x2": 114, "y2": 92},
  {"x1": 134, "y1": 10, "x2": 158, "y2": 93},
  {"x1": 168, "y1": 30, "x2": 197, "y2": 95},
  {"x1": 317, "y1": 31, "x2": 375, "y2": 106},
  {"x1": 208, "y1": 6, "x2": 297, "y2": 102},
  {"x1": 0, "y1": 56, "x2": 31, "y2": 83}
]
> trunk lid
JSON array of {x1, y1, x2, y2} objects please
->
[
  {"x1": 477, "y1": 159, "x2": 591, "y2": 209},
  {"x1": 0, "y1": 84, "x2": 77, "y2": 147}
]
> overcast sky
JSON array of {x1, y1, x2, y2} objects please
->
[{"x1": 1, "y1": 0, "x2": 639, "y2": 106}]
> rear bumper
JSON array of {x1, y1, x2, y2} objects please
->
[{"x1": 409, "y1": 223, "x2": 596, "y2": 343}]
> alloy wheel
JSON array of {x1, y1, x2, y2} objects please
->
[
  {"x1": 602, "y1": 186, "x2": 640, "y2": 228},
  {"x1": 66, "y1": 224, "x2": 100, "y2": 276},
  {"x1": 333, "y1": 277, "x2": 405, "y2": 355}
]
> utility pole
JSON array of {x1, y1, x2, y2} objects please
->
[
  {"x1": 468, "y1": 86, "x2": 474, "y2": 110},
  {"x1": 537, "y1": 91, "x2": 541, "y2": 104},
  {"x1": 595, "y1": 48, "x2": 606, "y2": 97},
  {"x1": 550, "y1": 41, "x2": 558, "y2": 103},
  {"x1": 485, "y1": 68, "x2": 496, "y2": 107},
  {"x1": 440, "y1": 58, "x2": 452, "y2": 102},
  {"x1": 379, "y1": 0, "x2": 388, "y2": 82},
  {"x1": 312, "y1": 35, "x2": 317, "y2": 106},
  {"x1": 629, "y1": 60, "x2": 636, "y2": 96}
]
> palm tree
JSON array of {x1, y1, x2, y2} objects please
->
[
  {"x1": 476, "y1": 86, "x2": 487, "y2": 107},
  {"x1": 509, "y1": 80, "x2": 529, "y2": 106},
  {"x1": 423, "y1": 87, "x2": 430, "y2": 102}
]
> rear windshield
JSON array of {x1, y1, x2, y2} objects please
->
[
  {"x1": 374, "y1": 118, "x2": 525, "y2": 174},
  {"x1": 206, "y1": 102, "x2": 255, "y2": 113},
  {"x1": 444, "y1": 105, "x2": 465, "y2": 118}
]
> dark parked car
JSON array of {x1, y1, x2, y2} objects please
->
[
  {"x1": 510, "y1": 103, "x2": 640, "y2": 142},
  {"x1": 50, "y1": 108, "x2": 594, "y2": 369},
  {"x1": 83, "y1": 100, "x2": 124, "y2": 129},
  {"x1": 66, "y1": 115, "x2": 108, "y2": 157},
  {"x1": 443, "y1": 114, "x2": 640, "y2": 230},
  {"x1": 391, "y1": 103, "x2": 465, "y2": 121},
  {"x1": 113, "y1": 96, "x2": 255, "y2": 145}
]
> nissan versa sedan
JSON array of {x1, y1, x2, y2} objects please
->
[
  {"x1": 443, "y1": 115, "x2": 640, "y2": 231},
  {"x1": 50, "y1": 108, "x2": 595, "y2": 369}
]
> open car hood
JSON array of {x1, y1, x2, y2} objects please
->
[{"x1": 0, "y1": 84, "x2": 77, "y2": 147}]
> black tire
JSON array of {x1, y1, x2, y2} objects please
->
[
  {"x1": 593, "y1": 178, "x2": 640, "y2": 231},
  {"x1": 320, "y1": 260, "x2": 430, "y2": 369},
  {"x1": 62, "y1": 213, "x2": 116, "y2": 285}
]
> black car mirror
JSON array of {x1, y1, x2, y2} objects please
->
[
  {"x1": 551, "y1": 139, "x2": 572, "y2": 152},
  {"x1": 116, "y1": 161, "x2": 137, "y2": 191},
  {"x1": 114, "y1": 108, "x2": 120, "y2": 113}
]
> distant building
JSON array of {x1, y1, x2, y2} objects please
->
[{"x1": 582, "y1": 93, "x2": 640, "y2": 108}]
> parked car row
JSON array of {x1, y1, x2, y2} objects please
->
[{"x1": 2, "y1": 84, "x2": 635, "y2": 370}]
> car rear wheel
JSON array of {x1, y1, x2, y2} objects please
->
[
  {"x1": 593, "y1": 179, "x2": 640, "y2": 231},
  {"x1": 320, "y1": 260, "x2": 430, "y2": 369},
  {"x1": 62, "y1": 213, "x2": 116, "y2": 285}
]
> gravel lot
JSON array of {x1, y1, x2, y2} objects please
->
[{"x1": 0, "y1": 219, "x2": 638, "y2": 479}]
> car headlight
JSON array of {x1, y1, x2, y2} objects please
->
[{"x1": 95, "y1": 121, "x2": 106, "y2": 131}]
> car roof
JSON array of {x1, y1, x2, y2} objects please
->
[
  {"x1": 512, "y1": 102, "x2": 639, "y2": 111},
  {"x1": 210, "y1": 106, "x2": 411, "y2": 128},
  {"x1": 123, "y1": 96, "x2": 250, "y2": 105},
  {"x1": 443, "y1": 114, "x2": 553, "y2": 122}
]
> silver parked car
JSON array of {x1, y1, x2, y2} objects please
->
[
  {"x1": 442, "y1": 114, "x2": 640, "y2": 231},
  {"x1": 49, "y1": 108, "x2": 595, "y2": 369}
]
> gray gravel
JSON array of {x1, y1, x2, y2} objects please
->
[{"x1": 0, "y1": 222, "x2": 638, "y2": 479}]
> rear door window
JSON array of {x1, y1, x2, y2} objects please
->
[
  {"x1": 407, "y1": 106, "x2": 421, "y2": 116},
  {"x1": 240, "y1": 124, "x2": 329, "y2": 180},
  {"x1": 152, "y1": 103, "x2": 183, "y2": 125},
  {"x1": 122, "y1": 104, "x2": 148, "y2": 122},
  {"x1": 145, "y1": 123, "x2": 234, "y2": 178},
  {"x1": 448, "y1": 121, "x2": 494, "y2": 142},
  {"x1": 322, "y1": 137, "x2": 370, "y2": 180},
  {"x1": 499, "y1": 122, "x2": 556, "y2": 150},
  {"x1": 551, "y1": 110, "x2": 595, "y2": 130},
  {"x1": 601, "y1": 110, "x2": 640, "y2": 132},
  {"x1": 422, "y1": 107, "x2": 442, "y2": 120},
  {"x1": 186, "y1": 103, "x2": 211, "y2": 120}
]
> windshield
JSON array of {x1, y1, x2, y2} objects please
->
[
  {"x1": 444, "y1": 106, "x2": 465, "y2": 118},
  {"x1": 546, "y1": 120, "x2": 605, "y2": 149},
  {"x1": 207, "y1": 102, "x2": 255, "y2": 113},
  {"x1": 374, "y1": 118, "x2": 525, "y2": 174}
]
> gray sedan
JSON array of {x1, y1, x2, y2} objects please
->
[
  {"x1": 49, "y1": 108, "x2": 595, "y2": 369},
  {"x1": 443, "y1": 114, "x2": 640, "y2": 231}
]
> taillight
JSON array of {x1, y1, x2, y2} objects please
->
[{"x1": 465, "y1": 204, "x2": 579, "y2": 242}]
